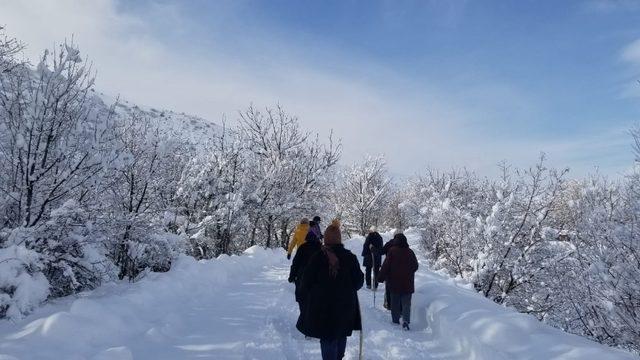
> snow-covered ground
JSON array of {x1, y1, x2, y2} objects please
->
[{"x1": 0, "y1": 230, "x2": 636, "y2": 360}]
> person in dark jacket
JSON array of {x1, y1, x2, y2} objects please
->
[
  {"x1": 289, "y1": 222, "x2": 323, "y2": 314},
  {"x1": 310, "y1": 215, "x2": 324, "y2": 239},
  {"x1": 378, "y1": 233, "x2": 418, "y2": 330},
  {"x1": 362, "y1": 226, "x2": 383, "y2": 290},
  {"x1": 382, "y1": 236, "x2": 396, "y2": 256},
  {"x1": 380, "y1": 235, "x2": 397, "y2": 310},
  {"x1": 297, "y1": 220, "x2": 364, "y2": 360}
]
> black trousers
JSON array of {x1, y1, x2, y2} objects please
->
[
  {"x1": 384, "y1": 286, "x2": 391, "y2": 310},
  {"x1": 365, "y1": 264, "x2": 380, "y2": 289},
  {"x1": 320, "y1": 336, "x2": 347, "y2": 359},
  {"x1": 390, "y1": 293, "x2": 412, "y2": 324}
]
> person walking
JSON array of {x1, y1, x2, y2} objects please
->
[
  {"x1": 296, "y1": 220, "x2": 364, "y2": 360},
  {"x1": 288, "y1": 220, "x2": 323, "y2": 314},
  {"x1": 310, "y1": 215, "x2": 324, "y2": 239},
  {"x1": 362, "y1": 226, "x2": 383, "y2": 290},
  {"x1": 378, "y1": 233, "x2": 418, "y2": 330},
  {"x1": 380, "y1": 235, "x2": 397, "y2": 310},
  {"x1": 287, "y1": 218, "x2": 310, "y2": 260},
  {"x1": 381, "y1": 235, "x2": 396, "y2": 256}
]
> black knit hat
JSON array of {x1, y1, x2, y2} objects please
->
[
  {"x1": 394, "y1": 233, "x2": 408, "y2": 247},
  {"x1": 313, "y1": 216, "x2": 321, "y2": 222}
]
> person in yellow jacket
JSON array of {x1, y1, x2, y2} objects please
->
[{"x1": 287, "y1": 218, "x2": 310, "y2": 260}]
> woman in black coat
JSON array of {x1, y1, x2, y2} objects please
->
[
  {"x1": 289, "y1": 223, "x2": 322, "y2": 313},
  {"x1": 297, "y1": 221, "x2": 364, "y2": 360},
  {"x1": 362, "y1": 227, "x2": 383, "y2": 290}
]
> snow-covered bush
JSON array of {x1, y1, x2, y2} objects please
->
[
  {"x1": 0, "y1": 241, "x2": 49, "y2": 319},
  {"x1": 472, "y1": 158, "x2": 568, "y2": 306},
  {"x1": 111, "y1": 223, "x2": 182, "y2": 280},
  {"x1": 402, "y1": 155, "x2": 640, "y2": 353},
  {"x1": 556, "y1": 173, "x2": 640, "y2": 352},
  {"x1": 0, "y1": 200, "x2": 112, "y2": 319},
  {"x1": 24, "y1": 200, "x2": 108, "y2": 298}
]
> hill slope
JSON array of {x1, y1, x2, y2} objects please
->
[{"x1": 95, "y1": 91, "x2": 221, "y2": 145}]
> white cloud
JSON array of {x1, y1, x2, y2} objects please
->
[
  {"x1": 621, "y1": 39, "x2": 640, "y2": 64},
  {"x1": 618, "y1": 38, "x2": 640, "y2": 98},
  {"x1": 0, "y1": 0, "x2": 632, "y2": 177},
  {"x1": 585, "y1": 0, "x2": 640, "y2": 12}
]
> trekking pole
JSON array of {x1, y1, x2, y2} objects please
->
[
  {"x1": 357, "y1": 296, "x2": 364, "y2": 360},
  {"x1": 373, "y1": 269, "x2": 377, "y2": 308},
  {"x1": 370, "y1": 244, "x2": 377, "y2": 308}
]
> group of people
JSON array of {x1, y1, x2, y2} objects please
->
[
  {"x1": 362, "y1": 227, "x2": 419, "y2": 331},
  {"x1": 286, "y1": 216, "x2": 418, "y2": 360}
]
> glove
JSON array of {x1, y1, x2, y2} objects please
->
[
  {"x1": 287, "y1": 254, "x2": 291, "y2": 260},
  {"x1": 288, "y1": 276, "x2": 295, "y2": 283}
]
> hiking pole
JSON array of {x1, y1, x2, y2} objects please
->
[
  {"x1": 370, "y1": 244, "x2": 377, "y2": 308},
  {"x1": 357, "y1": 295, "x2": 364, "y2": 360}
]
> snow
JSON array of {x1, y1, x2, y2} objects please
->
[
  {"x1": 95, "y1": 92, "x2": 221, "y2": 146},
  {"x1": 0, "y1": 244, "x2": 50, "y2": 320},
  {"x1": 0, "y1": 231, "x2": 636, "y2": 360}
]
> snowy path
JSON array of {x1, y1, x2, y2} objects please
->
[
  {"x1": 0, "y1": 231, "x2": 637, "y2": 359},
  {"x1": 0, "y1": 251, "x2": 441, "y2": 360}
]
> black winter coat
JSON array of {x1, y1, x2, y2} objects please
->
[
  {"x1": 289, "y1": 236, "x2": 322, "y2": 303},
  {"x1": 296, "y1": 244, "x2": 364, "y2": 339},
  {"x1": 382, "y1": 238, "x2": 396, "y2": 255},
  {"x1": 362, "y1": 232, "x2": 383, "y2": 267}
]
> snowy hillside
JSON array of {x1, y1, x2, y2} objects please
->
[
  {"x1": 0, "y1": 230, "x2": 634, "y2": 360},
  {"x1": 95, "y1": 91, "x2": 221, "y2": 145}
]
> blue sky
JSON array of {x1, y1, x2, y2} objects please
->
[{"x1": 3, "y1": 0, "x2": 640, "y2": 177}]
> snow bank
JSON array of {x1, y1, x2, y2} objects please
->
[
  {"x1": 0, "y1": 247, "x2": 284, "y2": 359},
  {"x1": 415, "y1": 271, "x2": 636, "y2": 360},
  {"x1": 345, "y1": 229, "x2": 637, "y2": 360},
  {"x1": 415, "y1": 231, "x2": 635, "y2": 359},
  {"x1": 0, "y1": 244, "x2": 50, "y2": 319}
]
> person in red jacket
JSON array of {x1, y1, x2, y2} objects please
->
[{"x1": 378, "y1": 233, "x2": 418, "y2": 330}]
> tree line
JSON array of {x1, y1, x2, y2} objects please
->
[
  {"x1": 1, "y1": 28, "x2": 639, "y2": 354},
  {"x1": 0, "y1": 31, "x2": 344, "y2": 319}
]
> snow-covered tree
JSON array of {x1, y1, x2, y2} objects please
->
[
  {"x1": 177, "y1": 124, "x2": 251, "y2": 258},
  {"x1": 102, "y1": 109, "x2": 189, "y2": 280},
  {"x1": 556, "y1": 172, "x2": 640, "y2": 351},
  {"x1": 0, "y1": 41, "x2": 114, "y2": 318},
  {"x1": 400, "y1": 154, "x2": 640, "y2": 353},
  {"x1": 336, "y1": 155, "x2": 391, "y2": 235},
  {"x1": 0, "y1": 43, "x2": 109, "y2": 228},
  {"x1": 0, "y1": 27, "x2": 22, "y2": 74},
  {"x1": 237, "y1": 105, "x2": 340, "y2": 248}
]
